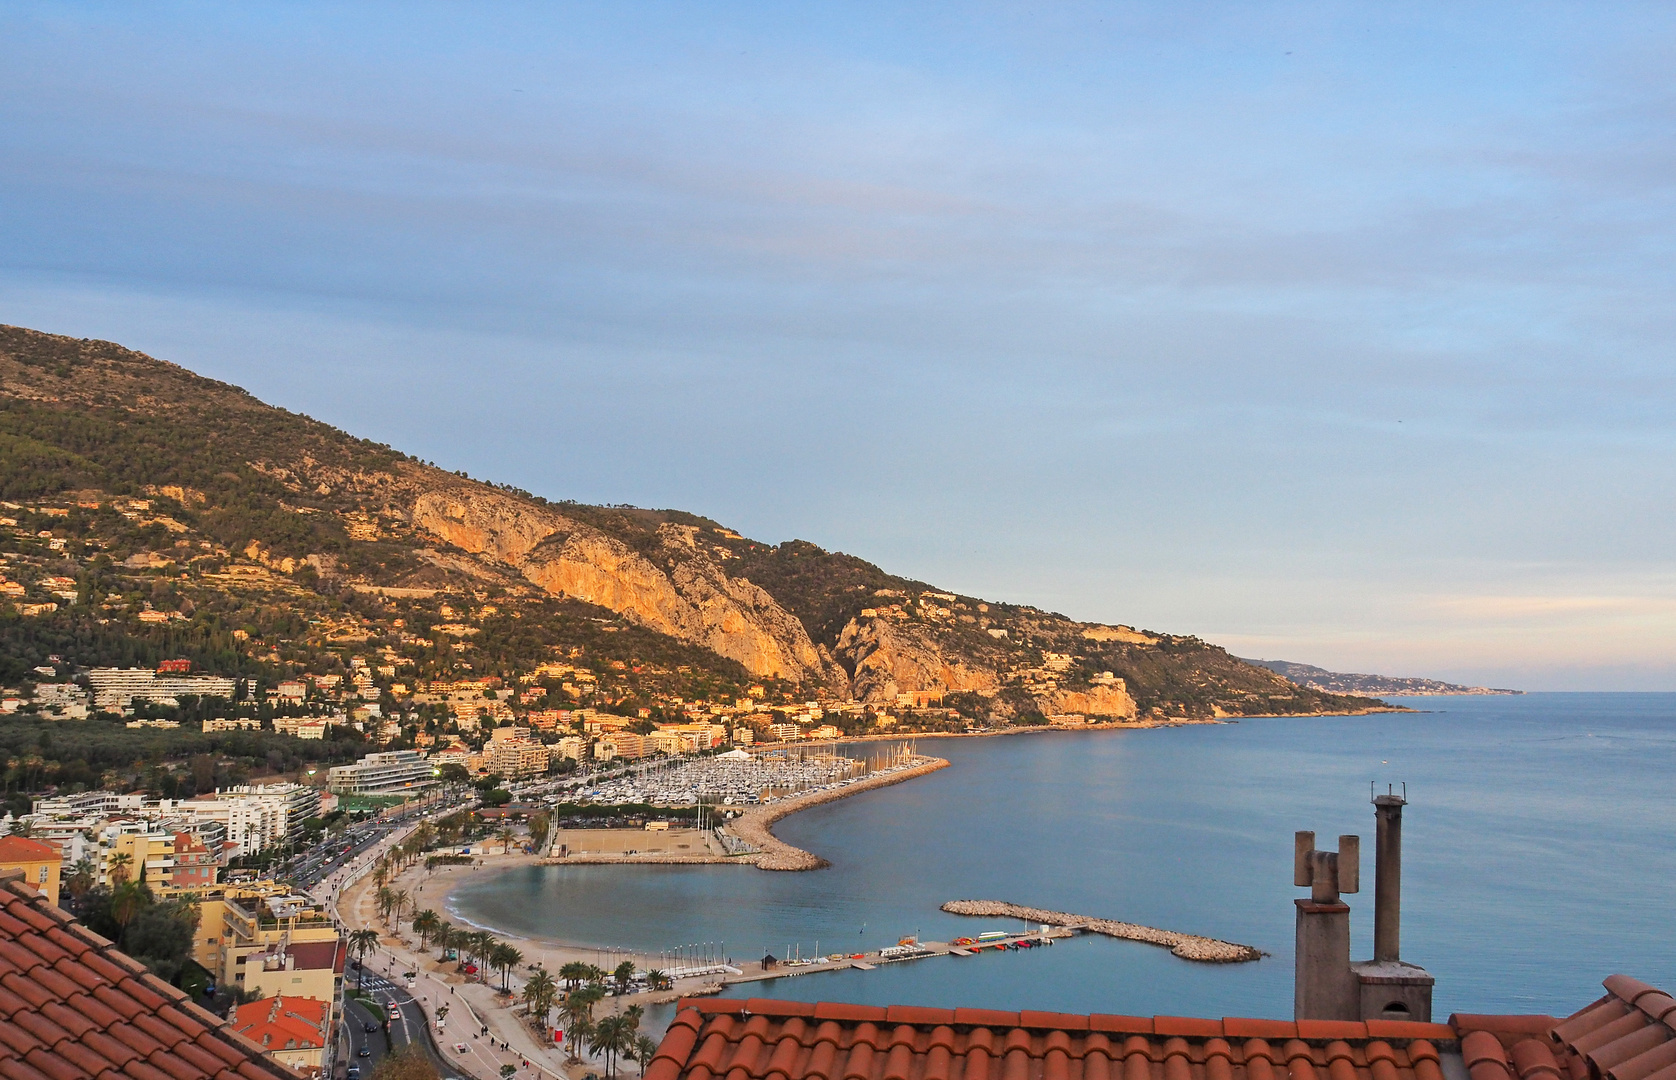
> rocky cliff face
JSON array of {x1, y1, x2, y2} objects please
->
[
  {"x1": 404, "y1": 481, "x2": 843, "y2": 688},
  {"x1": 1040, "y1": 684, "x2": 1138, "y2": 720},
  {"x1": 834, "y1": 618, "x2": 1001, "y2": 702}
]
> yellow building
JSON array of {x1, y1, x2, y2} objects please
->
[
  {"x1": 239, "y1": 940, "x2": 344, "y2": 1002},
  {"x1": 193, "y1": 887, "x2": 343, "y2": 990},
  {"x1": 99, "y1": 829, "x2": 175, "y2": 888},
  {"x1": 0, "y1": 837, "x2": 61, "y2": 906}
]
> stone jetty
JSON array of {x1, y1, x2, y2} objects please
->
[{"x1": 940, "y1": 899, "x2": 1261, "y2": 963}]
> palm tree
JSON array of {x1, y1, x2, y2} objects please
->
[
  {"x1": 412, "y1": 909, "x2": 440, "y2": 950},
  {"x1": 612, "y1": 960, "x2": 635, "y2": 996},
  {"x1": 349, "y1": 928, "x2": 380, "y2": 988},
  {"x1": 644, "y1": 969, "x2": 671, "y2": 992},
  {"x1": 375, "y1": 886, "x2": 394, "y2": 924},
  {"x1": 471, "y1": 931, "x2": 497, "y2": 980},
  {"x1": 106, "y1": 852, "x2": 133, "y2": 887},
  {"x1": 492, "y1": 943, "x2": 523, "y2": 993},
  {"x1": 523, "y1": 968, "x2": 558, "y2": 1035},
  {"x1": 109, "y1": 881, "x2": 146, "y2": 946},
  {"x1": 633, "y1": 1034, "x2": 660, "y2": 1077},
  {"x1": 591, "y1": 1013, "x2": 635, "y2": 1079},
  {"x1": 559, "y1": 961, "x2": 589, "y2": 990},
  {"x1": 434, "y1": 921, "x2": 456, "y2": 960},
  {"x1": 528, "y1": 812, "x2": 551, "y2": 854},
  {"x1": 391, "y1": 888, "x2": 411, "y2": 927},
  {"x1": 373, "y1": 860, "x2": 391, "y2": 889},
  {"x1": 64, "y1": 858, "x2": 97, "y2": 903},
  {"x1": 498, "y1": 825, "x2": 517, "y2": 854},
  {"x1": 561, "y1": 986, "x2": 603, "y2": 1064}
]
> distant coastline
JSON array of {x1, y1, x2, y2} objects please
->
[{"x1": 1241, "y1": 658, "x2": 1521, "y2": 698}]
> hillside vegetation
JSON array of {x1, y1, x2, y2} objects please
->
[{"x1": 0, "y1": 323, "x2": 1389, "y2": 725}]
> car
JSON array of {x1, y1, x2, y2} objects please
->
[
  {"x1": 363, "y1": 1022, "x2": 377, "y2": 1033},
  {"x1": 347, "y1": 1068, "x2": 360, "y2": 1080},
  {"x1": 454, "y1": 1044, "x2": 468, "y2": 1054},
  {"x1": 358, "y1": 1047, "x2": 371, "y2": 1058}
]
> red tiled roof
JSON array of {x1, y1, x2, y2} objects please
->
[
  {"x1": 647, "y1": 998, "x2": 1456, "y2": 1080},
  {"x1": 651, "y1": 977, "x2": 1675, "y2": 1080},
  {"x1": 231, "y1": 997, "x2": 330, "y2": 1052},
  {"x1": 0, "y1": 874, "x2": 292, "y2": 1080},
  {"x1": 1453, "y1": 975, "x2": 1676, "y2": 1080},
  {"x1": 0, "y1": 837, "x2": 61, "y2": 862}
]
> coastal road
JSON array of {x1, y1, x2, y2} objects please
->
[
  {"x1": 358, "y1": 972, "x2": 478, "y2": 1080},
  {"x1": 343, "y1": 996, "x2": 388, "y2": 1074}
]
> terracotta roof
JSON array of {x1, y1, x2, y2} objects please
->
[
  {"x1": 1453, "y1": 975, "x2": 1676, "y2": 1080},
  {"x1": 231, "y1": 997, "x2": 330, "y2": 1052},
  {"x1": 0, "y1": 874, "x2": 293, "y2": 1080},
  {"x1": 647, "y1": 998, "x2": 1457, "y2": 1080},
  {"x1": 651, "y1": 977, "x2": 1676, "y2": 1080},
  {"x1": 0, "y1": 838, "x2": 61, "y2": 863}
]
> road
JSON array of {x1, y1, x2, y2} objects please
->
[{"x1": 352, "y1": 971, "x2": 476, "y2": 1080}]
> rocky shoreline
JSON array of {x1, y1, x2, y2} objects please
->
[{"x1": 941, "y1": 899, "x2": 1261, "y2": 963}]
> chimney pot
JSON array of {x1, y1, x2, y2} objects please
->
[
  {"x1": 1338, "y1": 835, "x2": 1359, "y2": 893},
  {"x1": 1294, "y1": 831, "x2": 1315, "y2": 887}
]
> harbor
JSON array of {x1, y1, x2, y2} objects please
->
[{"x1": 558, "y1": 741, "x2": 927, "y2": 807}]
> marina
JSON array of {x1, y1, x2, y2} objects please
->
[{"x1": 559, "y1": 742, "x2": 925, "y2": 808}]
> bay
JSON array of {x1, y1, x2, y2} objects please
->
[{"x1": 448, "y1": 693, "x2": 1676, "y2": 1024}]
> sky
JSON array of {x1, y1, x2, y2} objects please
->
[{"x1": 2, "y1": 3, "x2": 1674, "y2": 689}]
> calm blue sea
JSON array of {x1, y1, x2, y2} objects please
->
[{"x1": 448, "y1": 693, "x2": 1676, "y2": 1026}]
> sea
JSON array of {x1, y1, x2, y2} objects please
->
[{"x1": 447, "y1": 693, "x2": 1676, "y2": 1031}]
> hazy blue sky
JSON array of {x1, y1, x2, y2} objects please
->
[{"x1": 4, "y1": 3, "x2": 1674, "y2": 688}]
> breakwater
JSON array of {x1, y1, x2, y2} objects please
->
[
  {"x1": 941, "y1": 899, "x2": 1261, "y2": 963},
  {"x1": 731, "y1": 756, "x2": 951, "y2": 870}
]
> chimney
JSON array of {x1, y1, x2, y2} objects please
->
[
  {"x1": 1348, "y1": 784, "x2": 1434, "y2": 1022},
  {"x1": 1292, "y1": 830, "x2": 1360, "y2": 1021},
  {"x1": 1373, "y1": 784, "x2": 1405, "y2": 961}
]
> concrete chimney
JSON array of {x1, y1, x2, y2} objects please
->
[
  {"x1": 1292, "y1": 830, "x2": 1360, "y2": 1021},
  {"x1": 1373, "y1": 787, "x2": 1405, "y2": 962},
  {"x1": 1349, "y1": 784, "x2": 1434, "y2": 1022}
]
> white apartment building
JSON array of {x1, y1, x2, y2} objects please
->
[
  {"x1": 327, "y1": 750, "x2": 435, "y2": 796},
  {"x1": 87, "y1": 668, "x2": 238, "y2": 710}
]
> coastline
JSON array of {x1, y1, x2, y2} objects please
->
[{"x1": 443, "y1": 710, "x2": 1403, "y2": 951}]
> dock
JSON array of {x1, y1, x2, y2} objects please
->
[{"x1": 714, "y1": 927, "x2": 1073, "y2": 988}]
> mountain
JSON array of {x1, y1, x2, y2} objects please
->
[
  {"x1": 0, "y1": 323, "x2": 1393, "y2": 724},
  {"x1": 1240, "y1": 659, "x2": 1519, "y2": 697}
]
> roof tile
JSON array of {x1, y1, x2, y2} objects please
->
[
  {"x1": 17, "y1": 1051, "x2": 78, "y2": 1080},
  {"x1": 1156, "y1": 1018, "x2": 1223, "y2": 1040},
  {"x1": 1226, "y1": 1020, "x2": 1297, "y2": 1041},
  {"x1": 0, "y1": 1056, "x2": 55, "y2": 1080}
]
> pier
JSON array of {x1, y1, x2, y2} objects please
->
[
  {"x1": 941, "y1": 900, "x2": 1262, "y2": 962},
  {"x1": 714, "y1": 926, "x2": 1076, "y2": 988}
]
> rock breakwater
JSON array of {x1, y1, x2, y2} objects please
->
[{"x1": 940, "y1": 899, "x2": 1260, "y2": 963}]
